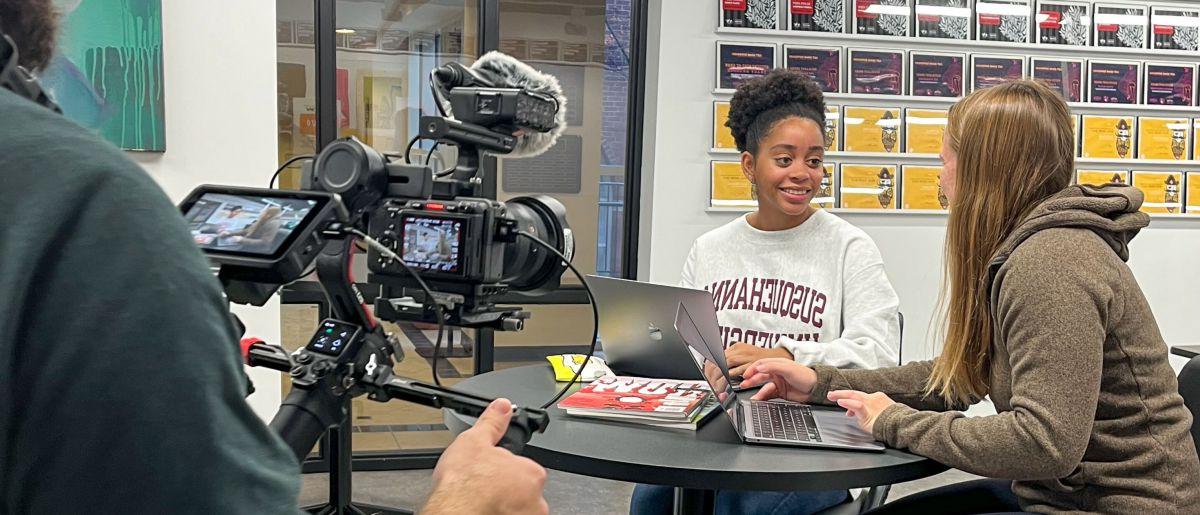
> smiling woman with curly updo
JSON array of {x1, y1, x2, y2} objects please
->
[{"x1": 629, "y1": 69, "x2": 902, "y2": 515}]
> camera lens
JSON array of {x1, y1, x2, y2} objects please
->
[{"x1": 502, "y1": 195, "x2": 573, "y2": 295}]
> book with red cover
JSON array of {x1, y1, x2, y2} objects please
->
[{"x1": 558, "y1": 376, "x2": 711, "y2": 421}]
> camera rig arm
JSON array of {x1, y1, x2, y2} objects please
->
[
  {"x1": 244, "y1": 339, "x2": 548, "y2": 458},
  {"x1": 240, "y1": 231, "x2": 547, "y2": 462}
]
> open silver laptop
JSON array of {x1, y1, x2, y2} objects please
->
[
  {"x1": 587, "y1": 275, "x2": 719, "y2": 380},
  {"x1": 674, "y1": 302, "x2": 885, "y2": 452}
]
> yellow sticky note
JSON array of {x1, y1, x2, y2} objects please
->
[
  {"x1": 840, "y1": 164, "x2": 898, "y2": 209},
  {"x1": 901, "y1": 165, "x2": 949, "y2": 210},
  {"x1": 1132, "y1": 171, "x2": 1184, "y2": 214},
  {"x1": 843, "y1": 106, "x2": 903, "y2": 153},
  {"x1": 1076, "y1": 170, "x2": 1129, "y2": 186},
  {"x1": 1081, "y1": 116, "x2": 1136, "y2": 159},
  {"x1": 904, "y1": 109, "x2": 948, "y2": 154},
  {"x1": 710, "y1": 161, "x2": 754, "y2": 207},
  {"x1": 1138, "y1": 117, "x2": 1191, "y2": 161}
]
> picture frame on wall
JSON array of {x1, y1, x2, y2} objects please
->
[
  {"x1": 1081, "y1": 115, "x2": 1136, "y2": 159},
  {"x1": 901, "y1": 165, "x2": 951, "y2": 210},
  {"x1": 1144, "y1": 62, "x2": 1196, "y2": 107},
  {"x1": 971, "y1": 54, "x2": 1026, "y2": 92},
  {"x1": 1187, "y1": 172, "x2": 1200, "y2": 213},
  {"x1": 1030, "y1": 57, "x2": 1084, "y2": 103},
  {"x1": 1150, "y1": 5, "x2": 1200, "y2": 51},
  {"x1": 848, "y1": 48, "x2": 906, "y2": 95},
  {"x1": 720, "y1": 0, "x2": 781, "y2": 30},
  {"x1": 903, "y1": 108, "x2": 949, "y2": 154},
  {"x1": 909, "y1": 51, "x2": 965, "y2": 97},
  {"x1": 789, "y1": 0, "x2": 846, "y2": 33},
  {"x1": 1077, "y1": 170, "x2": 1129, "y2": 186},
  {"x1": 1088, "y1": 59, "x2": 1142, "y2": 104},
  {"x1": 710, "y1": 160, "x2": 756, "y2": 208},
  {"x1": 715, "y1": 41, "x2": 777, "y2": 92},
  {"x1": 915, "y1": 0, "x2": 973, "y2": 40},
  {"x1": 1131, "y1": 171, "x2": 1184, "y2": 214},
  {"x1": 840, "y1": 164, "x2": 899, "y2": 209},
  {"x1": 784, "y1": 45, "x2": 843, "y2": 93},
  {"x1": 825, "y1": 105, "x2": 842, "y2": 151},
  {"x1": 815, "y1": 163, "x2": 839, "y2": 209},
  {"x1": 853, "y1": 0, "x2": 913, "y2": 37},
  {"x1": 842, "y1": 105, "x2": 904, "y2": 153},
  {"x1": 1094, "y1": 3, "x2": 1148, "y2": 49},
  {"x1": 713, "y1": 101, "x2": 738, "y2": 152},
  {"x1": 1036, "y1": 0, "x2": 1091, "y2": 46},
  {"x1": 976, "y1": 0, "x2": 1032, "y2": 43},
  {"x1": 1137, "y1": 117, "x2": 1192, "y2": 161}
]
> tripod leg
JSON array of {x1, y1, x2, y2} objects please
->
[{"x1": 328, "y1": 406, "x2": 354, "y2": 510}]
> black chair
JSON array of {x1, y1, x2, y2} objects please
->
[{"x1": 1179, "y1": 355, "x2": 1200, "y2": 454}]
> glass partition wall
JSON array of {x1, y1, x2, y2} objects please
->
[{"x1": 275, "y1": 0, "x2": 645, "y2": 469}]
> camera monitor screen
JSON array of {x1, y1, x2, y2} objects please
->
[
  {"x1": 401, "y1": 215, "x2": 464, "y2": 274},
  {"x1": 183, "y1": 192, "x2": 320, "y2": 257}
]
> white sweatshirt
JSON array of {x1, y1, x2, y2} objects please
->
[{"x1": 681, "y1": 210, "x2": 900, "y2": 369}]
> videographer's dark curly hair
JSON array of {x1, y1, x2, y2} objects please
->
[
  {"x1": 727, "y1": 69, "x2": 826, "y2": 154},
  {"x1": 0, "y1": 0, "x2": 60, "y2": 71}
]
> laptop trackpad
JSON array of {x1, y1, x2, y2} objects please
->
[{"x1": 812, "y1": 409, "x2": 884, "y2": 448}]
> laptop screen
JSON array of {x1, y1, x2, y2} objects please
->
[{"x1": 674, "y1": 303, "x2": 742, "y2": 431}]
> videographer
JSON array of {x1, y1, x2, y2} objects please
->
[{"x1": 0, "y1": 1, "x2": 547, "y2": 513}]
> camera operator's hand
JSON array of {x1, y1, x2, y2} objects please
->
[{"x1": 422, "y1": 398, "x2": 549, "y2": 515}]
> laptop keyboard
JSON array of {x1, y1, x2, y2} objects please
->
[{"x1": 750, "y1": 402, "x2": 821, "y2": 442}]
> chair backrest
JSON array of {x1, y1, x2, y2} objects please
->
[{"x1": 1180, "y1": 356, "x2": 1200, "y2": 454}]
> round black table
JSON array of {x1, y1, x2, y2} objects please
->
[{"x1": 445, "y1": 365, "x2": 948, "y2": 513}]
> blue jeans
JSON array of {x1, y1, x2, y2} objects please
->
[{"x1": 630, "y1": 484, "x2": 850, "y2": 515}]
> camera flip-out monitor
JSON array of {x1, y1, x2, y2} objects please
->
[{"x1": 179, "y1": 185, "x2": 347, "y2": 284}]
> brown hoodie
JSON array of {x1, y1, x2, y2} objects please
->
[{"x1": 809, "y1": 185, "x2": 1200, "y2": 513}]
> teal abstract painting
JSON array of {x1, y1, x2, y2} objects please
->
[{"x1": 42, "y1": 0, "x2": 165, "y2": 151}]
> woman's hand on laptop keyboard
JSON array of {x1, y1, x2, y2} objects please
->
[
  {"x1": 726, "y1": 343, "x2": 794, "y2": 377},
  {"x1": 740, "y1": 358, "x2": 819, "y2": 403}
]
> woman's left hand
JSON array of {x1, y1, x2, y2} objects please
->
[
  {"x1": 726, "y1": 343, "x2": 793, "y2": 377},
  {"x1": 826, "y1": 390, "x2": 896, "y2": 434}
]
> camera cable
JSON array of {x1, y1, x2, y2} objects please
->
[
  {"x1": 269, "y1": 154, "x2": 314, "y2": 189},
  {"x1": 517, "y1": 231, "x2": 599, "y2": 410},
  {"x1": 346, "y1": 229, "x2": 598, "y2": 406}
]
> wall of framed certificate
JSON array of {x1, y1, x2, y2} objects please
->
[
  {"x1": 708, "y1": 0, "x2": 1200, "y2": 217},
  {"x1": 643, "y1": 0, "x2": 1200, "y2": 363}
]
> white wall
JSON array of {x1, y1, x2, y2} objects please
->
[
  {"x1": 128, "y1": 0, "x2": 282, "y2": 419},
  {"x1": 641, "y1": 0, "x2": 1200, "y2": 370}
]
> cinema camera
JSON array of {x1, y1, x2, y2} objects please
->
[{"x1": 177, "y1": 52, "x2": 584, "y2": 461}]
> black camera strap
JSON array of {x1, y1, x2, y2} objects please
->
[{"x1": 0, "y1": 31, "x2": 61, "y2": 113}]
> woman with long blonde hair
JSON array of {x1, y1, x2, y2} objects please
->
[{"x1": 742, "y1": 80, "x2": 1200, "y2": 513}]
